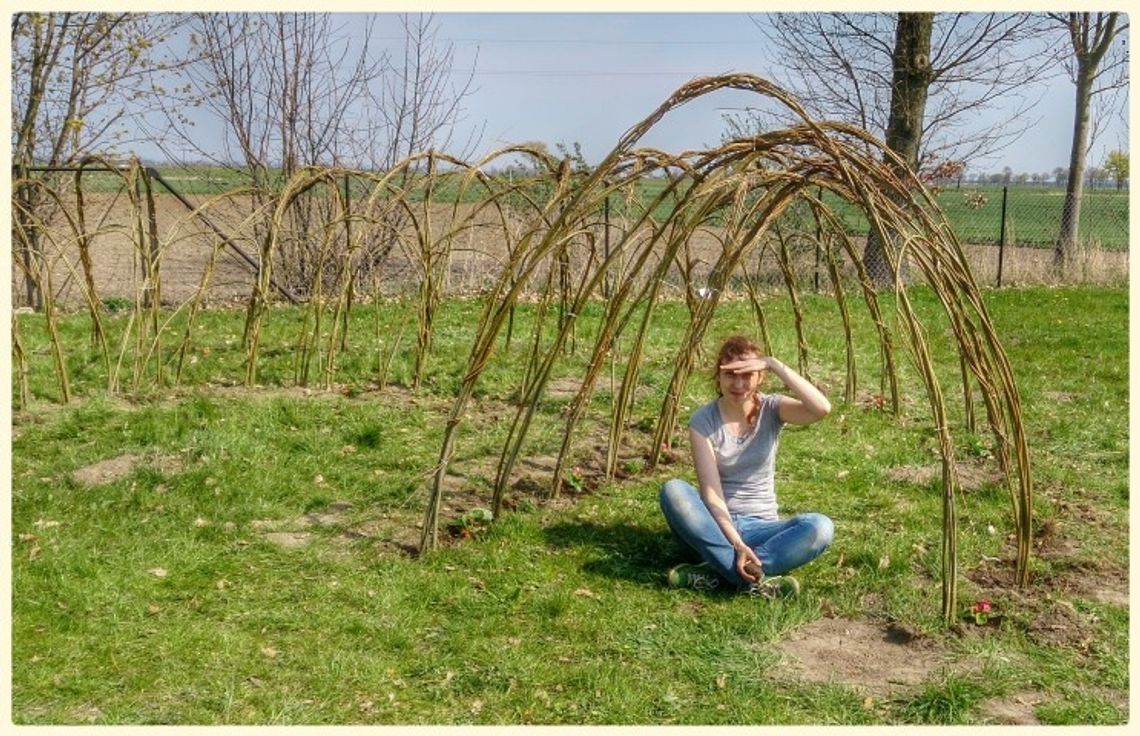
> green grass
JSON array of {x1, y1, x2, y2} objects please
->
[
  {"x1": 819, "y1": 185, "x2": 1128, "y2": 250},
  {"x1": 10, "y1": 286, "x2": 1128, "y2": 724}
]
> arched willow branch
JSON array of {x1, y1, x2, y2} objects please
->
[
  {"x1": 10, "y1": 73, "x2": 1032, "y2": 624},
  {"x1": 413, "y1": 74, "x2": 1033, "y2": 626}
]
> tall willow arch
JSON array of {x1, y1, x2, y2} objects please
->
[
  {"x1": 11, "y1": 74, "x2": 1031, "y2": 626},
  {"x1": 414, "y1": 74, "x2": 1032, "y2": 626}
]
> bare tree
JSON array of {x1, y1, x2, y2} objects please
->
[
  {"x1": 350, "y1": 13, "x2": 482, "y2": 281},
  {"x1": 145, "y1": 12, "x2": 479, "y2": 295},
  {"x1": 760, "y1": 12, "x2": 1053, "y2": 286},
  {"x1": 358, "y1": 13, "x2": 481, "y2": 170},
  {"x1": 166, "y1": 14, "x2": 390, "y2": 294},
  {"x1": 1048, "y1": 12, "x2": 1129, "y2": 268},
  {"x1": 760, "y1": 13, "x2": 1052, "y2": 170},
  {"x1": 11, "y1": 12, "x2": 190, "y2": 307},
  {"x1": 170, "y1": 14, "x2": 385, "y2": 181}
]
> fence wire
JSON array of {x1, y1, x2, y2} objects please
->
[{"x1": 11, "y1": 167, "x2": 1130, "y2": 311}]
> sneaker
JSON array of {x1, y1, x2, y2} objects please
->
[
  {"x1": 667, "y1": 562, "x2": 722, "y2": 590},
  {"x1": 748, "y1": 574, "x2": 800, "y2": 600}
]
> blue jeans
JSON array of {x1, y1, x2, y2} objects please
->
[{"x1": 660, "y1": 478, "x2": 834, "y2": 589}]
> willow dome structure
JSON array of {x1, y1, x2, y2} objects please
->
[
  {"x1": 409, "y1": 74, "x2": 1032, "y2": 626},
  {"x1": 11, "y1": 74, "x2": 1032, "y2": 626}
]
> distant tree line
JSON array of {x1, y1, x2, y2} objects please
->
[{"x1": 935, "y1": 151, "x2": 1129, "y2": 190}]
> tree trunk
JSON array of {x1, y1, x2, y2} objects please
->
[
  {"x1": 1056, "y1": 66, "x2": 1095, "y2": 269},
  {"x1": 863, "y1": 12, "x2": 933, "y2": 288}
]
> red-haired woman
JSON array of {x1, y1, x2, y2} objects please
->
[{"x1": 660, "y1": 335, "x2": 834, "y2": 598}]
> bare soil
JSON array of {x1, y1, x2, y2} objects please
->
[
  {"x1": 885, "y1": 458, "x2": 1003, "y2": 491},
  {"x1": 71, "y1": 452, "x2": 184, "y2": 487},
  {"x1": 774, "y1": 616, "x2": 951, "y2": 697},
  {"x1": 17, "y1": 192, "x2": 1128, "y2": 310},
  {"x1": 978, "y1": 692, "x2": 1045, "y2": 725}
]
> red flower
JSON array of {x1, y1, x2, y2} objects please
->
[{"x1": 967, "y1": 598, "x2": 993, "y2": 625}]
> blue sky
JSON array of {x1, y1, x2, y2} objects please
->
[
  {"x1": 421, "y1": 12, "x2": 1128, "y2": 176},
  {"x1": 429, "y1": 13, "x2": 775, "y2": 156},
  {"x1": 134, "y1": 11, "x2": 1129, "y2": 176}
]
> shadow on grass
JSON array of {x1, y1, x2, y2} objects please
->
[{"x1": 541, "y1": 520, "x2": 699, "y2": 587}]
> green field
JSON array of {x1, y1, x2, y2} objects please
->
[
  {"x1": 821, "y1": 185, "x2": 1128, "y2": 250},
  {"x1": 10, "y1": 286, "x2": 1128, "y2": 724},
  {"x1": 27, "y1": 164, "x2": 1128, "y2": 251}
]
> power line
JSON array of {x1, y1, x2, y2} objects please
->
[
  {"x1": 371, "y1": 36, "x2": 764, "y2": 46},
  {"x1": 454, "y1": 69, "x2": 735, "y2": 77}
]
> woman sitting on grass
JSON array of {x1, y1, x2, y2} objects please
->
[{"x1": 661, "y1": 335, "x2": 834, "y2": 598}]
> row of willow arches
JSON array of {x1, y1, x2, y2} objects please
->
[{"x1": 11, "y1": 74, "x2": 1031, "y2": 625}]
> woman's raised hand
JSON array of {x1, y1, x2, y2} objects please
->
[{"x1": 719, "y1": 356, "x2": 776, "y2": 375}]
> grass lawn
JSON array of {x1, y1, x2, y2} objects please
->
[{"x1": 9, "y1": 285, "x2": 1128, "y2": 724}]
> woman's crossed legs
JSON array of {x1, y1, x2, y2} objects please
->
[{"x1": 660, "y1": 478, "x2": 833, "y2": 589}]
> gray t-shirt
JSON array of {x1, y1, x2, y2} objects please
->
[{"x1": 688, "y1": 393, "x2": 784, "y2": 520}]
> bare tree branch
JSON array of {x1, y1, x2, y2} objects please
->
[{"x1": 757, "y1": 12, "x2": 1056, "y2": 171}]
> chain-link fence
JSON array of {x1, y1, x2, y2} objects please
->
[
  {"x1": 11, "y1": 165, "x2": 1129, "y2": 313},
  {"x1": 930, "y1": 183, "x2": 1127, "y2": 286}
]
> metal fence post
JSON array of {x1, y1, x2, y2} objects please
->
[{"x1": 997, "y1": 185, "x2": 1009, "y2": 288}]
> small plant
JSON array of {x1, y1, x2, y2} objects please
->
[
  {"x1": 447, "y1": 507, "x2": 493, "y2": 539},
  {"x1": 303, "y1": 495, "x2": 332, "y2": 514},
  {"x1": 863, "y1": 394, "x2": 886, "y2": 411},
  {"x1": 102, "y1": 296, "x2": 132, "y2": 312},
  {"x1": 965, "y1": 598, "x2": 993, "y2": 625},
  {"x1": 964, "y1": 435, "x2": 992, "y2": 458},
  {"x1": 564, "y1": 466, "x2": 586, "y2": 493},
  {"x1": 620, "y1": 458, "x2": 645, "y2": 475}
]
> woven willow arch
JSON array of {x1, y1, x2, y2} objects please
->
[
  {"x1": 12, "y1": 75, "x2": 1031, "y2": 626},
  {"x1": 413, "y1": 74, "x2": 1032, "y2": 625}
]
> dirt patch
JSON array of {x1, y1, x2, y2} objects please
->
[
  {"x1": 298, "y1": 500, "x2": 355, "y2": 527},
  {"x1": 885, "y1": 460, "x2": 1002, "y2": 491},
  {"x1": 263, "y1": 532, "x2": 312, "y2": 548},
  {"x1": 330, "y1": 504, "x2": 424, "y2": 556},
  {"x1": 965, "y1": 554, "x2": 1117, "y2": 653},
  {"x1": 253, "y1": 501, "x2": 429, "y2": 556},
  {"x1": 71, "y1": 452, "x2": 184, "y2": 486},
  {"x1": 1026, "y1": 599, "x2": 1098, "y2": 653},
  {"x1": 67, "y1": 704, "x2": 104, "y2": 723},
  {"x1": 1083, "y1": 579, "x2": 1129, "y2": 608},
  {"x1": 369, "y1": 526, "x2": 422, "y2": 557},
  {"x1": 978, "y1": 691, "x2": 1044, "y2": 725},
  {"x1": 72, "y1": 454, "x2": 140, "y2": 486},
  {"x1": 546, "y1": 377, "x2": 583, "y2": 399},
  {"x1": 675, "y1": 600, "x2": 706, "y2": 617},
  {"x1": 775, "y1": 617, "x2": 951, "y2": 697},
  {"x1": 257, "y1": 501, "x2": 363, "y2": 549}
]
